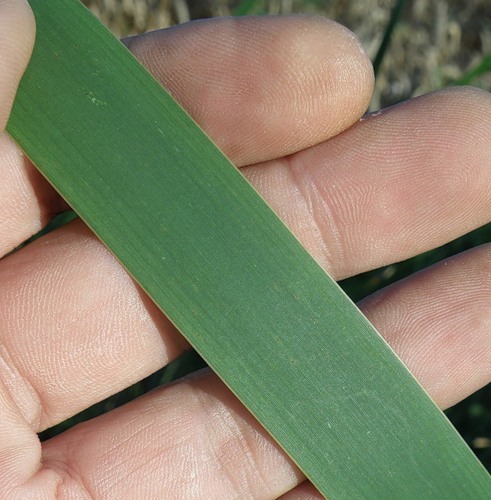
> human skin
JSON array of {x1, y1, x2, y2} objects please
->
[{"x1": 1, "y1": 0, "x2": 491, "y2": 497}]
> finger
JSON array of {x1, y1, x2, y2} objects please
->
[
  {"x1": 361, "y1": 243, "x2": 491, "y2": 410},
  {"x1": 243, "y1": 86, "x2": 491, "y2": 279},
  {"x1": 0, "y1": 0, "x2": 43, "y2": 257},
  {"x1": 0, "y1": 219, "x2": 188, "y2": 431},
  {"x1": 40, "y1": 371, "x2": 304, "y2": 499},
  {"x1": 0, "y1": 0, "x2": 35, "y2": 130},
  {"x1": 126, "y1": 15, "x2": 374, "y2": 167},
  {"x1": 2, "y1": 15, "x2": 373, "y2": 256}
]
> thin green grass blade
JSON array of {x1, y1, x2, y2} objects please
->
[
  {"x1": 453, "y1": 51, "x2": 491, "y2": 86},
  {"x1": 372, "y1": 0, "x2": 406, "y2": 77},
  {"x1": 7, "y1": 1, "x2": 491, "y2": 497},
  {"x1": 232, "y1": 0, "x2": 262, "y2": 16}
]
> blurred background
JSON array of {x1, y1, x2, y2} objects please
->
[{"x1": 41, "y1": 0, "x2": 491, "y2": 472}]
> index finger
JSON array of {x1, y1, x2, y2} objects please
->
[
  {"x1": 1, "y1": 15, "x2": 373, "y2": 256},
  {"x1": 110, "y1": 15, "x2": 374, "y2": 166}
]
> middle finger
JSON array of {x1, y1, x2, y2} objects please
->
[{"x1": 244, "y1": 86, "x2": 491, "y2": 279}]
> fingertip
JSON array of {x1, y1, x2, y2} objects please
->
[
  {"x1": 126, "y1": 15, "x2": 375, "y2": 166},
  {"x1": 284, "y1": 15, "x2": 374, "y2": 137},
  {"x1": 0, "y1": 0, "x2": 36, "y2": 130},
  {"x1": 251, "y1": 14, "x2": 375, "y2": 162}
]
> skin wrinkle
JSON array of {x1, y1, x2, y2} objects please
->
[
  {"x1": 0, "y1": 344, "x2": 43, "y2": 431},
  {"x1": 202, "y1": 379, "x2": 303, "y2": 497},
  {"x1": 42, "y1": 455, "x2": 95, "y2": 500},
  {"x1": 190, "y1": 382, "x2": 250, "y2": 498},
  {"x1": 279, "y1": 481, "x2": 324, "y2": 499},
  {"x1": 311, "y1": 174, "x2": 372, "y2": 276},
  {"x1": 0, "y1": 383, "x2": 45, "y2": 493},
  {"x1": 101, "y1": 444, "x2": 165, "y2": 491},
  {"x1": 286, "y1": 153, "x2": 343, "y2": 273},
  {"x1": 214, "y1": 400, "x2": 287, "y2": 498}
]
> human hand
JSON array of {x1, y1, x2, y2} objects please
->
[{"x1": 1, "y1": 2, "x2": 490, "y2": 498}]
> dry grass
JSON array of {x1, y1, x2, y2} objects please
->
[{"x1": 82, "y1": 0, "x2": 491, "y2": 109}]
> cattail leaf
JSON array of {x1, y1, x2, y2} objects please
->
[{"x1": 7, "y1": 1, "x2": 491, "y2": 497}]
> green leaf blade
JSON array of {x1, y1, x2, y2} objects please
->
[{"x1": 7, "y1": 1, "x2": 491, "y2": 497}]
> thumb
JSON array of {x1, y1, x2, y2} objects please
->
[{"x1": 0, "y1": 0, "x2": 35, "y2": 131}]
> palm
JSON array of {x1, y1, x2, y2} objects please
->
[{"x1": 1, "y1": 3, "x2": 490, "y2": 498}]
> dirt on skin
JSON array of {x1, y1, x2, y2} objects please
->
[{"x1": 82, "y1": 0, "x2": 491, "y2": 109}]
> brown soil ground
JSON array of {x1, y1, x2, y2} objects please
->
[{"x1": 82, "y1": 0, "x2": 491, "y2": 109}]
